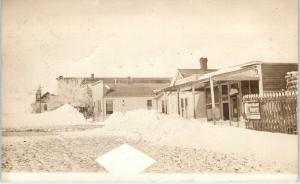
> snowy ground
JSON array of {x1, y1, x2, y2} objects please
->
[
  {"x1": 67, "y1": 110, "x2": 298, "y2": 167},
  {"x1": 2, "y1": 135, "x2": 296, "y2": 173},
  {"x1": 2, "y1": 109, "x2": 298, "y2": 175}
]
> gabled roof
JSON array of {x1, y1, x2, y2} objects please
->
[
  {"x1": 105, "y1": 83, "x2": 169, "y2": 97},
  {"x1": 170, "y1": 68, "x2": 218, "y2": 86},
  {"x1": 177, "y1": 69, "x2": 217, "y2": 78}
]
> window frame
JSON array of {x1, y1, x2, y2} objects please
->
[
  {"x1": 147, "y1": 99, "x2": 152, "y2": 109},
  {"x1": 106, "y1": 100, "x2": 113, "y2": 115}
]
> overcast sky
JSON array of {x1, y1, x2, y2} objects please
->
[{"x1": 3, "y1": 0, "x2": 298, "y2": 97}]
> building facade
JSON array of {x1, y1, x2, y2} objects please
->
[
  {"x1": 56, "y1": 75, "x2": 170, "y2": 121},
  {"x1": 156, "y1": 60, "x2": 298, "y2": 124}
]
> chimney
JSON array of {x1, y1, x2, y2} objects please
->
[
  {"x1": 199, "y1": 57, "x2": 208, "y2": 70},
  {"x1": 91, "y1": 73, "x2": 94, "y2": 79}
]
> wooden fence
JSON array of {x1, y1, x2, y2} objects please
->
[{"x1": 243, "y1": 91, "x2": 297, "y2": 134}]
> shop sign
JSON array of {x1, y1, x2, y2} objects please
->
[{"x1": 244, "y1": 102, "x2": 261, "y2": 119}]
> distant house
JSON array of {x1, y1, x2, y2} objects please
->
[
  {"x1": 156, "y1": 59, "x2": 298, "y2": 124},
  {"x1": 56, "y1": 75, "x2": 171, "y2": 121},
  {"x1": 31, "y1": 86, "x2": 60, "y2": 113}
]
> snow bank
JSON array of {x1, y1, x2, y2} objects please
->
[
  {"x1": 72, "y1": 109, "x2": 297, "y2": 166},
  {"x1": 105, "y1": 112, "x2": 125, "y2": 122},
  {"x1": 3, "y1": 104, "x2": 87, "y2": 128}
]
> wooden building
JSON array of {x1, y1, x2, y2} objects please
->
[
  {"x1": 155, "y1": 57, "x2": 217, "y2": 119},
  {"x1": 56, "y1": 75, "x2": 170, "y2": 121},
  {"x1": 156, "y1": 61, "x2": 298, "y2": 124}
]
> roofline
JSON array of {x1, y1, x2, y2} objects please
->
[
  {"x1": 261, "y1": 62, "x2": 298, "y2": 65},
  {"x1": 177, "y1": 68, "x2": 218, "y2": 70},
  {"x1": 57, "y1": 76, "x2": 172, "y2": 80},
  {"x1": 104, "y1": 95, "x2": 155, "y2": 98},
  {"x1": 234, "y1": 61, "x2": 298, "y2": 68}
]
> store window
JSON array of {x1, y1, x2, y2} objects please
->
[
  {"x1": 147, "y1": 100, "x2": 152, "y2": 109},
  {"x1": 250, "y1": 80, "x2": 259, "y2": 94}
]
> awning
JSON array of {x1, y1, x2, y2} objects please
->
[
  {"x1": 211, "y1": 67, "x2": 259, "y2": 81},
  {"x1": 157, "y1": 63, "x2": 260, "y2": 93}
]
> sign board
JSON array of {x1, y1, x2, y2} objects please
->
[{"x1": 244, "y1": 102, "x2": 261, "y2": 119}]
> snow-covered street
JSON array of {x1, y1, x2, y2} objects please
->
[
  {"x1": 2, "y1": 109, "x2": 297, "y2": 174},
  {"x1": 2, "y1": 134, "x2": 296, "y2": 173}
]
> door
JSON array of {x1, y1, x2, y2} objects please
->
[
  {"x1": 222, "y1": 103, "x2": 229, "y2": 120},
  {"x1": 230, "y1": 95, "x2": 239, "y2": 121},
  {"x1": 180, "y1": 98, "x2": 184, "y2": 117},
  {"x1": 184, "y1": 98, "x2": 188, "y2": 118}
]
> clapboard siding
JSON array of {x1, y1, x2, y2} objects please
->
[{"x1": 261, "y1": 63, "x2": 298, "y2": 91}]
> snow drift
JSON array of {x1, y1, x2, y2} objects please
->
[
  {"x1": 3, "y1": 104, "x2": 87, "y2": 128},
  {"x1": 77, "y1": 109, "x2": 297, "y2": 166}
]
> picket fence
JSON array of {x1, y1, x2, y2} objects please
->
[{"x1": 242, "y1": 91, "x2": 297, "y2": 134}]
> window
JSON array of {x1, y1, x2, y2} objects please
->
[
  {"x1": 222, "y1": 85, "x2": 228, "y2": 95},
  {"x1": 162, "y1": 100, "x2": 165, "y2": 113},
  {"x1": 44, "y1": 104, "x2": 47, "y2": 111},
  {"x1": 205, "y1": 88, "x2": 211, "y2": 104},
  {"x1": 250, "y1": 80, "x2": 259, "y2": 94},
  {"x1": 241, "y1": 81, "x2": 250, "y2": 95},
  {"x1": 165, "y1": 99, "x2": 168, "y2": 113},
  {"x1": 147, "y1": 100, "x2": 152, "y2": 109},
  {"x1": 213, "y1": 86, "x2": 219, "y2": 102},
  {"x1": 106, "y1": 100, "x2": 113, "y2": 115},
  {"x1": 205, "y1": 87, "x2": 219, "y2": 104},
  {"x1": 184, "y1": 98, "x2": 188, "y2": 107},
  {"x1": 221, "y1": 85, "x2": 229, "y2": 102}
]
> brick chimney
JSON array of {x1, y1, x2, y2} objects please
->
[
  {"x1": 199, "y1": 57, "x2": 208, "y2": 70},
  {"x1": 91, "y1": 73, "x2": 94, "y2": 79}
]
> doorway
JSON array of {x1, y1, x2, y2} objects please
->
[
  {"x1": 180, "y1": 98, "x2": 188, "y2": 118},
  {"x1": 230, "y1": 95, "x2": 239, "y2": 121},
  {"x1": 222, "y1": 103, "x2": 229, "y2": 120}
]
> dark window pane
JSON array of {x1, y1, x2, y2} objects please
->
[
  {"x1": 222, "y1": 85, "x2": 228, "y2": 95},
  {"x1": 250, "y1": 80, "x2": 259, "y2": 94},
  {"x1": 205, "y1": 88, "x2": 211, "y2": 104},
  {"x1": 147, "y1": 100, "x2": 152, "y2": 109},
  {"x1": 106, "y1": 100, "x2": 113, "y2": 114},
  {"x1": 214, "y1": 86, "x2": 219, "y2": 102},
  {"x1": 241, "y1": 81, "x2": 250, "y2": 95}
]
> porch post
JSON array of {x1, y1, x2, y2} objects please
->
[
  {"x1": 177, "y1": 88, "x2": 180, "y2": 115},
  {"x1": 192, "y1": 84, "x2": 196, "y2": 119},
  {"x1": 210, "y1": 77, "x2": 216, "y2": 124},
  {"x1": 102, "y1": 97, "x2": 105, "y2": 121},
  {"x1": 237, "y1": 81, "x2": 242, "y2": 127},
  {"x1": 156, "y1": 97, "x2": 159, "y2": 112},
  {"x1": 164, "y1": 91, "x2": 167, "y2": 114},
  {"x1": 228, "y1": 84, "x2": 232, "y2": 126},
  {"x1": 257, "y1": 64, "x2": 264, "y2": 96}
]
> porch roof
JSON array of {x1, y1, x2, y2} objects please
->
[{"x1": 159, "y1": 61, "x2": 262, "y2": 92}]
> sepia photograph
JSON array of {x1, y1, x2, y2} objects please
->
[{"x1": 2, "y1": 0, "x2": 298, "y2": 182}]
